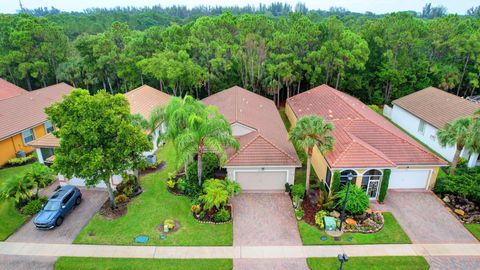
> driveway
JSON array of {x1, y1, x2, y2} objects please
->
[
  {"x1": 7, "y1": 189, "x2": 107, "y2": 244},
  {"x1": 372, "y1": 190, "x2": 477, "y2": 244},
  {"x1": 232, "y1": 193, "x2": 308, "y2": 270}
]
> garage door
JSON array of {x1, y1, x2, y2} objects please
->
[
  {"x1": 235, "y1": 171, "x2": 287, "y2": 191},
  {"x1": 389, "y1": 169, "x2": 431, "y2": 189}
]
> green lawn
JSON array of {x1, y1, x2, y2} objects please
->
[
  {"x1": 0, "y1": 163, "x2": 35, "y2": 240},
  {"x1": 298, "y1": 212, "x2": 411, "y2": 245},
  {"x1": 55, "y1": 257, "x2": 232, "y2": 270},
  {"x1": 75, "y1": 142, "x2": 232, "y2": 246},
  {"x1": 307, "y1": 256, "x2": 429, "y2": 270},
  {"x1": 465, "y1": 223, "x2": 480, "y2": 241}
]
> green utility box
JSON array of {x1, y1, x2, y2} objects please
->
[{"x1": 324, "y1": 216, "x2": 337, "y2": 231}]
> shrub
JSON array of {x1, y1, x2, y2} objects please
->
[
  {"x1": 191, "y1": 204, "x2": 201, "y2": 214},
  {"x1": 116, "y1": 174, "x2": 139, "y2": 197},
  {"x1": 331, "y1": 171, "x2": 341, "y2": 194},
  {"x1": 224, "y1": 178, "x2": 241, "y2": 197},
  {"x1": 378, "y1": 169, "x2": 391, "y2": 203},
  {"x1": 213, "y1": 208, "x2": 231, "y2": 223},
  {"x1": 291, "y1": 184, "x2": 305, "y2": 199},
  {"x1": 315, "y1": 210, "x2": 329, "y2": 229},
  {"x1": 22, "y1": 199, "x2": 43, "y2": 215},
  {"x1": 166, "y1": 179, "x2": 176, "y2": 189},
  {"x1": 176, "y1": 178, "x2": 187, "y2": 192},
  {"x1": 114, "y1": 194, "x2": 129, "y2": 204},
  {"x1": 199, "y1": 179, "x2": 229, "y2": 211},
  {"x1": 6, "y1": 155, "x2": 36, "y2": 166},
  {"x1": 434, "y1": 173, "x2": 480, "y2": 203},
  {"x1": 292, "y1": 195, "x2": 302, "y2": 208},
  {"x1": 164, "y1": 219, "x2": 175, "y2": 230},
  {"x1": 285, "y1": 183, "x2": 292, "y2": 193},
  {"x1": 368, "y1": 104, "x2": 380, "y2": 113},
  {"x1": 295, "y1": 208, "x2": 304, "y2": 220},
  {"x1": 187, "y1": 153, "x2": 220, "y2": 182},
  {"x1": 334, "y1": 185, "x2": 369, "y2": 215},
  {"x1": 0, "y1": 175, "x2": 34, "y2": 203}
]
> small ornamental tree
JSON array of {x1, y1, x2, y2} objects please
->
[
  {"x1": 24, "y1": 164, "x2": 54, "y2": 197},
  {"x1": 334, "y1": 185, "x2": 369, "y2": 215},
  {"x1": 45, "y1": 89, "x2": 151, "y2": 209},
  {"x1": 378, "y1": 169, "x2": 391, "y2": 203}
]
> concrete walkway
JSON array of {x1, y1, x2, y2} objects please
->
[{"x1": 1, "y1": 242, "x2": 480, "y2": 259}]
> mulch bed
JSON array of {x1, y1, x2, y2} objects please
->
[
  {"x1": 99, "y1": 201, "x2": 128, "y2": 219},
  {"x1": 1, "y1": 156, "x2": 37, "y2": 169},
  {"x1": 302, "y1": 198, "x2": 320, "y2": 225},
  {"x1": 140, "y1": 161, "x2": 166, "y2": 175},
  {"x1": 442, "y1": 194, "x2": 480, "y2": 224},
  {"x1": 167, "y1": 187, "x2": 185, "y2": 196}
]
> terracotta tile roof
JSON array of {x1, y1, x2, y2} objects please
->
[
  {"x1": 393, "y1": 87, "x2": 480, "y2": 129},
  {"x1": 0, "y1": 83, "x2": 73, "y2": 141},
  {"x1": 0, "y1": 79, "x2": 28, "y2": 100},
  {"x1": 203, "y1": 86, "x2": 300, "y2": 167},
  {"x1": 124, "y1": 85, "x2": 171, "y2": 119},
  {"x1": 28, "y1": 132, "x2": 59, "y2": 148},
  {"x1": 28, "y1": 85, "x2": 171, "y2": 148},
  {"x1": 287, "y1": 84, "x2": 447, "y2": 169}
]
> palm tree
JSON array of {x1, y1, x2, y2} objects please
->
[
  {"x1": 132, "y1": 106, "x2": 165, "y2": 153},
  {"x1": 175, "y1": 106, "x2": 239, "y2": 185},
  {"x1": 24, "y1": 164, "x2": 54, "y2": 197},
  {"x1": 1, "y1": 176, "x2": 34, "y2": 204},
  {"x1": 438, "y1": 115, "x2": 480, "y2": 174},
  {"x1": 289, "y1": 115, "x2": 334, "y2": 191}
]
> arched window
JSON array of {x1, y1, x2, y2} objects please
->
[
  {"x1": 340, "y1": 170, "x2": 357, "y2": 185},
  {"x1": 361, "y1": 169, "x2": 383, "y2": 189}
]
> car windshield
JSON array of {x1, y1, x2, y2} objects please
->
[{"x1": 43, "y1": 200, "x2": 61, "y2": 211}]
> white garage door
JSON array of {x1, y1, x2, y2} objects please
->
[
  {"x1": 235, "y1": 171, "x2": 287, "y2": 191},
  {"x1": 389, "y1": 169, "x2": 431, "y2": 189}
]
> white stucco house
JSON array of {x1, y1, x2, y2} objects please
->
[
  {"x1": 28, "y1": 85, "x2": 171, "y2": 189},
  {"x1": 385, "y1": 87, "x2": 480, "y2": 168},
  {"x1": 203, "y1": 86, "x2": 301, "y2": 192}
]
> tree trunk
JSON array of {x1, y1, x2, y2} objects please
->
[
  {"x1": 105, "y1": 177, "x2": 116, "y2": 209},
  {"x1": 457, "y1": 54, "x2": 470, "y2": 96},
  {"x1": 25, "y1": 74, "x2": 32, "y2": 91},
  {"x1": 107, "y1": 77, "x2": 113, "y2": 94},
  {"x1": 197, "y1": 152, "x2": 203, "y2": 186},
  {"x1": 305, "y1": 154, "x2": 312, "y2": 192},
  {"x1": 140, "y1": 74, "x2": 144, "y2": 85},
  {"x1": 449, "y1": 144, "x2": 463, "y2": 175},
  {"x1": 184, "y1": 162, "x2": 189, "y2": 181},
  {"x1": 297, "y1": 81, "x2": 301, "y2": 95},
  {"x1": 335, "y1": 72, "x2": 341, "y2": 89}
]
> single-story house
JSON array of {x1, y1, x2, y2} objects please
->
[
  {"x1": 203, "y1": 86, "x2": 301, "y2": 192},
  {"x1": 29, "y1": 85, "x2": 171, "y2": 189},
  {"x1": 286, "y1": 84, "x2": 447, "y2": 200},
  {"x1": 0, "y1": 83, "x2": 73, "y2": 166},
  {"x1": 386, "y1": 87, "x2": 480, "y2": 168},
  {"x1": 0, "y1": 78, "x2": 28, "y2": 100}
]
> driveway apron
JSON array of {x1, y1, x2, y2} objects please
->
[{"x1": 232, "y1": 193, "x2": 308, "y2": 270}]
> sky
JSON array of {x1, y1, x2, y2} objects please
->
[{"x1": 0, "y1": 0, "x2": 478, "y2": 14}]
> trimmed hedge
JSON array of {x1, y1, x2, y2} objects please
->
[
  {"x1": 378, "y1": 169, "x2": 391, "y2": 203},
  {"x1": 330, "y1": 171, "x2": 341, "y2": 194}
]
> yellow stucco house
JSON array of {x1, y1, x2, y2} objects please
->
[
  {"x1": 0, "y1": 82, "x2": 73, "y2": 166},
  {"x1": 286, "y1": 84, "x2": 447, "y2": 200}
]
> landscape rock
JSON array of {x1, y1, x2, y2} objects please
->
[
  {"x1": 329, "y1": 210, "x2": 340, "y2": 218},
  {"x1": 454, "y1": 209, "x2": 465, "y2": 216},
  {"x1": 345, "y1": 218, "x2": 357, "y2": 225},
  {"x1": 443, "y1": 196, "x2": 451, "y2": 203}
]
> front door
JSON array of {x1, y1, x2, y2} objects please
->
[{"x1": 366, "y1": 180, "x2": 380, "y2": 199}]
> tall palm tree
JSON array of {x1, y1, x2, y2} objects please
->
[
  {"x1": 175, "y1": 106, "x2": 239, "y2": 185},
  {"x1": 132, "y1": 106, "x2": 165, "y2": 152},
  {"x1": 289, "y1": 115, "x2": 334, "y2": 191},
  {"x1": 437, "y1": 116, "x2": 480, "y2": 174}
]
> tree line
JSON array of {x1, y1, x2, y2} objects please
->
[{"x1": 1, "y1": 7, "x2": 480, "y2": 105}]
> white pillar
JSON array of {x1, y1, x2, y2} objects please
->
[
  {"x1": 467, "y1": 152, "x2": 479, "y2": 168},
  {"x1": 36, "y1": 148, "x2": 44, "y2": 164}
]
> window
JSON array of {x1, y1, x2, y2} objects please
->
[
  {"x1": 62, "y1": 192, "x2": 73, "y2": 205},
  {"x1": 418, "y1": 120, "x2": 426, "y2": 134},
  {"x1": 21, "y1": 129, "x2": 35, "y2": 144},
  {"x1": 44, "y1": 120, "x2": 54, "y2": 133},
  {"x1": 325, "y1": 168, "x2": 332, "y2": 190}
]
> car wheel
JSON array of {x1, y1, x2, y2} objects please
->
[
  {"x1": 55, "y1": 217, "x2": 63, "y2": 227},
  {"x1": 75, "y1": 196, "x2": 82, "y2": 205}
]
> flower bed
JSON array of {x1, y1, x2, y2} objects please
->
[
  {"x1": 343, "y1": 211, "x2": 384, "y2": 233},
  {"x1": 192, "y1": 204, "x2": 233, "y2": 224},
  {"x1": 442, "y1": 194, "x2": 480, "y2": 224}
]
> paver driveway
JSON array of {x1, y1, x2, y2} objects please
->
[
  {"x1": 232, "y1": 193, "x2": 308, "y2": 270},
  {"x1": 7, "y1": 189, "x2": 107, "y2": 244},
  {"x1": 372, "y1": 190, "x2": 476, "y2": 244}
]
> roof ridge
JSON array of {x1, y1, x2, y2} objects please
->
[
  {"x1": 255, "y1": 134, "x2": 301, "y2": 165},
  {"x1": 348, "y1": 132, "x2": 395, "y2": 166},
  {"x1": 227, "y1": 133, "x2": 261, "y2": 162},
  {"x1": 330, "y1": 140, "x2": 354, "y2": 167}
]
